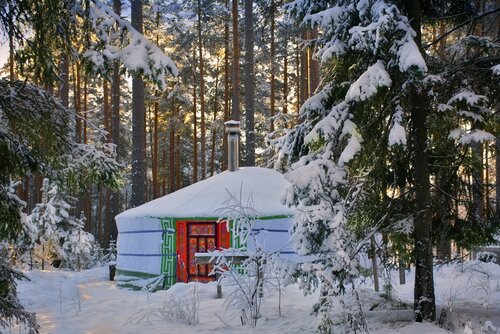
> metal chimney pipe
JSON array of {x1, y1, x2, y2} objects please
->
[{"x1": 225, "y1": 120, "x2": 240, "y2": 172}]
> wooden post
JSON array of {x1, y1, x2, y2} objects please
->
[
  {"x1": 195, "y1": 253, "x2": 249, "y2": 298},
  {"x1": 257, "y1": 258, "x2": 264, "y2": 298},
  {"x1": 216, "y1": 272, "x2": 222, "y2": 298},
  {"x1": 399, "y1": 261, "x2": 406, "y2": 285},
  {"x1": 370, "y1": 236, "x2": 380, "y2": 292}
]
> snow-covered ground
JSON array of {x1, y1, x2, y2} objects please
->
[{"x1": 11, "y1": 261, "x2": 500, "y2": 334}]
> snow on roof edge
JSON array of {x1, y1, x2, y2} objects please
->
[{"x1": 116, "y1": 167, "x2": 294, "y2": 221}]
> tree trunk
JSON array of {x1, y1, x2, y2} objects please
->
[
  {"x1": 193, "y1": 48, "x2": 199, "y2": 183},
  {"x1": 438, "y1": 21, "x2": 446, "y2": 54},
  {"x1": 300, "y1": 28, "x2": 308, "y2": 105},
  {"x1": 435, "y1": 175, "x2": 451, "y2": 261},
  {"x1": 162, "y1": 134, "x2": 167, "y2": 195},
  {"x1": 153, "y1": 101, "x2": 159, "y2": 198},
  {"x1": 103, "y1": 80, "x2": 110, "y2": 139},
  {"x1": 8, "y1": 11, "x2": 15, "y2": 81},
  {"x1": 411, "y1": 87, "x2": 435, "y2": 321},
  {"x1": 211, "y1": 61, "x2": 220, "y2": 176},
  {"x1": 74, "y1": 64, "x2": 82, "y2": 143},
  {"x1": 105, "y1": 0, "x2": 123, "y2": 247},
  {"x1": 59, "y1": 57, "x2": 69, "y2": 108},
  {"x1": 176, "y1": 133, "x2": 181, "y2": 189},
  {"x1": 83, "y1": 76, "x2": 88, "y2": 144},
  {"x1": 496, "y1": 100, "x2": 499, "y2": 219},
  {"x1": 169, "y1": 107, "x2": 176, "y2": 193},
  {"x1": 130, "y1": 0, "x2": 146, "y2": 208},
  {"x1": 270, "y1": 0, "x2": 276, "y2": 132},
  {"x1": 98, "y1": 185, "x2": 103, "y2": 244},
  {"x1": 295, "y1": 41, "x2": 301, "y2": 117},
  {"x1": 244, "y1": 0, "x2": 255, "y2": 166},
  {"x1": 152, "y1": 7, "x2": 160, "y2": 200},
  {"x1": 198, "y1": 0, "x2": 207, "y2": 179},
  {"x1": 147, "y1": 106, "x2": 154, "y2": 201},
  {"x1": 83, "y1": 75, "x2": 92, "y2": 233},
  {"x1": 283, "y1": 41, "x2": 288, "y2": 116},
  {"x1": 223, "y1": 0, "x2": 230, "y2": 171},
  {"x1": 102, "y1": 78, "x2": 110, "y2": 246},
  {"x1": 145, "y1": 107, "x2": 149, "y2": 202},
  {"x1": 308, "y1": 28, "x2": 320, "y2": 95},
  {"x1": 231, "y1": 0, "x2": 241, "y2": 121},
  {"x1": 472, "y1": 143, "x2": 485, "y2": 219},
  {"x1": 406, "y1": 0, "x2": 435, "y2": 322},
  {"x1": 109, "y1": 0, "x2": 122, "y2": 245}
]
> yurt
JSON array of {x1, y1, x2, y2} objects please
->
[{"x1": 115, "y1": 122, "x2": 295, "y2": 288}]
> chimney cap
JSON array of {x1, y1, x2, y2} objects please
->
[{"x1": 225, "y1": 120, "x2": 240, "y2": 133}]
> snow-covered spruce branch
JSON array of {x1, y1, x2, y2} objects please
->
[
  {"x1": 83, "y1": 0, "x2": 178, "y2": 90},
  {"x1": 0, "y1": 258, "x2": 40, "y2": 333}
]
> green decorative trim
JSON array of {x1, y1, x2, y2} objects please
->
[
  {"x1": 160, "y1": 218, "x2": 176, "y2": 288},
  {"x1": 115, "y1": 269, "x2": 158, "y2": 280},
  {"x1": 147, "y1": 214, "x2": 292, "y2": 221}
]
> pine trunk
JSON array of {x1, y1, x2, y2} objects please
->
[
  {"x1": 300, "y1": 28, "x2": 308, "y2": 105},
  {"x1": 60, "y1": 57, "x2": 69, "y2": 108},
  {"x1": 193, "y1": 48, "x2": 199, "y2": 183},
  {"x1": 169, "y1": 106, "x2": 176, "y2": 193},
  {"x1": 8, "y1": 14, "x2": 15, "y2": 81},
  {"x1": 103, "y1": 80, "x2": 110, "y2": 139},
  {"x1": 145, "y1": 108, "x2": 149, "y2": 202},
  {"x1": 83, "y1": 75, "x2": 92, "y2": 233},
  {"x1": 308, "y1": 28, "x2": 320, "y2": 95},
  {"x1": 210, "y1": 61, "x2": 220, "y2": 176},
  {"x1": 231, "y1": 0, "x2": 241, "y2": 121},
  {"x1": 270, "y1": 0, "x2": 275, "y2": 132},
  {"x1": 176, "y1": 133, "x2": 181, "y2": 189},
  {"x1": 283, "y1": 43, "x2": 288, "y2": 116},
  {"x1": 198, "y1": 0, "x2": 207, "y2": 179},
  {"x1": 98, "y1": 186, "x2": 103, "y2": 243},
  {"x1": 496, "y1": 99, "x2": 499, "y2": 219},
  {"x1": 74, "y1": 64, "x2": 82, "y2": 143},
  {"x1": 411, "y1": 89, "x2": 435, "y2": 321},
  {"x1": 244, "y1": 0, "x2": 255, "y2": 166},
  {"x1": 130, "y1": 0, "x2": 146, "y2": 208},
  {"x1": 162, "y1": 134, "x2": 167, "y2": 195},
  {"x1": 406, "y1": 0, "x2": 435, "y2": 322},
  {"x1": 223, "y1": 0, "x2": 230, "y2": 171},
  {"x1": 153, "y1": 101, "x2": 159, "y2": 198},
  {"x1": 83, "y1": 76, "x2": 88, "y2": 144},
  {"x1": 295, "y1": 41, "x2": 301, "y2": 117},
  {"x1": 109, "y1": 0, "x2": 122, "y2": 244},
  {"x1": 472, "y1": 143, "x2": 485, "y2": 219}
]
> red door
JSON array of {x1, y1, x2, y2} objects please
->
[
  {"x1": 176, "y1": 220, "x2": 231, "y2": 283},
  {"x1": 187, "y1": 222, "x2": 217, "y2": 282}
]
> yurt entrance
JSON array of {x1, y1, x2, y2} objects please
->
[{"x1": 176, "y1": 220, "x2": 230, "y2": 283}]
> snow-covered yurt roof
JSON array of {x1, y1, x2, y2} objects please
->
[{"x1": 116, "y1": 167, "x2": 293, "y2": 219}]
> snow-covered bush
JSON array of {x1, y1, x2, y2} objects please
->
[
  {"x1": 26, "y1": 179, "x2": 99, "y2": 270},
  {"x1": 62, "y1": 217, "x2": 98, "y2": 271},
  {"x1": 126, "y1": 283, "x2": 200, "y2": 326},
  {"x1": 103, "y1": 237, "x2": 117, "y2": 263},
  {"x1": 211, "y1": 189, "x2": 279, "y2": 327},
  {"x1": 164, "y1": 284, "x2": 200, "y2": 325}
]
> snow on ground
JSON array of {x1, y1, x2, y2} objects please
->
[{"x1": 11, "y1": 261, "x2": 500, "y2": 334}]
